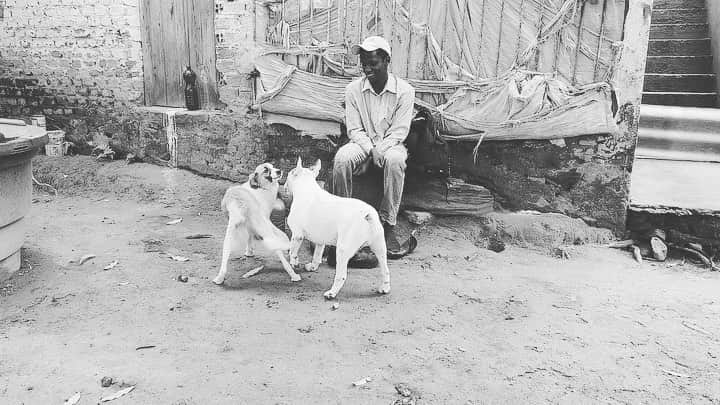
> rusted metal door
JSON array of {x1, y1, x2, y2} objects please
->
[{"x1": 140, "y1": 0, "x2": 218, "y2": 108}]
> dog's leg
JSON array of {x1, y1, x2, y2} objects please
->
[
  {"x1": 304, "y1": 243, "x2": 324, "y2": 272},
  {"x1": 244, "y1": 232, "x2": 255, "y2": 257},
  {"x1": 276, "y1": 250, "x2": 302, "y2": 282},
  {"x1": 324, "y1": 246, "x2": 349, "y2": 299},
  {"x1": 368, "y1": 234, "x2": 391, "y2": 295},
  {"x1": 213, "y1": 224, "x2": 243, "y2": 285},
  {"x1": 289, "y1": 234, "x2": 303, "y2": 268}
]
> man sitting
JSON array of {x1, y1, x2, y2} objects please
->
[{"x1": 332, "y1": 36, "x2": 416, "y2": 259}]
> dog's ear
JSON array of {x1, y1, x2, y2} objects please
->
[
  {"x1": 249, "y1": 172, "x2": 260, "y2": 189},
  {"x1": 311, "y1": 159, "x2": 321, "y2": 176},
  {"x1": 296, "y1": 156, "x2": 302, "y2": 169}
]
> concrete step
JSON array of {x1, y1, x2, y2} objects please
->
[
  {"x1": 637, "y1": 104, "x2": 720, "y2": 162},
  {"x1": 643, "y1": 73, "x2": 716, "y2": 92},
  {"x1": 651, "y1": 8, "x2": 707, "y2": 24},
  {"x1": 639, "y1": 104, "x2": 720, "y2": 132},
  {"x1": 636, "y1": 128, "x2": 720, "y2": 161},
  {"x1": 647, "y1": 38, "x2": 711, "y2": 56},
  {"x1": 642, "y1": 92, "x2": 717, "y2": 107},
  {"x1": 653, "y1": 0, "x2": 705, "y2": 9},
  {"x1": 645, "y1": 56, "x2": 714, "y2": 74},
  {"x1": 630, "y1": 159, "x2": 720, "y2": 213},
  {"x1": 650, "y1": 23, "x2": 708, "y2": 40}
]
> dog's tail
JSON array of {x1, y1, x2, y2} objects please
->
[
  {"x1": 246, "y1": 213, "x2": 290, "y2": 251},
  {"x1": 363, "y1": 208, "x2": 385, "y2": 237},
  {"x1": 222, "y1": 186, "x2": 290, "y2": 251}
]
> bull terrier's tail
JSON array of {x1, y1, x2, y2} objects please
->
[{"x1": 364, "y1": 209, "x2": 385, "y2": 237}]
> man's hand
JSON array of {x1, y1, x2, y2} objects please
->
[{"x1": 371, "y1": 147, "x2": 384, "y2": 167}]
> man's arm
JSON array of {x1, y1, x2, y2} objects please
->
[
  {"x1": 375, "y1": 85, "x2": 415, "y2": 154},
  {"x1": 345, "y1": 86, "x2": 374, "y2": 154}
]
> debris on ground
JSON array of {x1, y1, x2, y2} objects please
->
[
  {"x1": 166, "y1": 218, "x2": 183, "y2": 225},
  {"x1": 101, "y1": 376, "x2": 114, "y2": 387},
  {"x1": 405, "y1": 210, "x2": 433, "y2": 225},
  {"x1": 177, "y1": 275, "x2": 189, "y2": 283},
  {"x1": 487, "y1": 236, "x2": 505, "y2": 253},
  {"x1": 662, "y1": 368, "x2": 690, "y2": 378},
  {"x1": 612, "y1": 228, "x2": 719, "y2": 271},
  {"x1": 125, "y1": 153, "x2": 142, "y2": 164},
  {"x1": 554, "y1": 247, "x2": 571, "y2": 260},
  {"x1": 393, "y1": 383, "x2": 421, "y2": 404},
  {"x1": 297, "y1": 325, "x2": 314, "y2": 334},
  {"x1": 63, "y1": 392, "x2": 81, "y2": 405},
  {"x1": 241, "y1": 265, "x2": 264, "y2": 279},
  {"x1": 103, "y1": 260, "x2": 119, "y2": 271},
  {"x1": 185, "y1": 233, "x2": 212, "y2": 239},
  {"x1": 69, "y1": 254, "x2": 96, "y2": 265},
  {"x1": 99, "y1": 385, "x2": 135, "y2": 402},
  {"x1": 165, "y1": 253, "x2": 189, "y2": 262},
  {"x1": 136, "y1": 345, "x2": 156, "y2": 350},
  {"x1": 352, "y1": 377, "x2": 372, "y2": 387},
  {"x1": 32, "y1": 174, "x2": 58, "y2": 195},
  {"x1": 331, "y1": 303, "x2": 340, "y2": 310},
  {"x1": 141, "y1": 238, "x2": 163, "y2": 252}
]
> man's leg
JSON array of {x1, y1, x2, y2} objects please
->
[
  {"x1": 332, "y1": 142, "x2": 369, "y2": 198},
  {"x1": 328, "y1": 142, "x2": 372, "y2": 267},
  {"x1": 379, "y1": 144, "x2": 408, "y2": 257},
  {"x1": 379, "y1": 144, "x2": 408, "y2": 226}
]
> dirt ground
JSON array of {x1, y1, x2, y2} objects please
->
[{"x1": 2, "y1": 157, "x2": 720, "y2": 405}]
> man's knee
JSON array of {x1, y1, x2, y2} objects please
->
[{"x1": 384, "y1": 149, "x2": 407, "y2": 172}]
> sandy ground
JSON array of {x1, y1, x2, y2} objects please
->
[{"x1": 1, "y1": 157, "x2": 720, "y2": 405}]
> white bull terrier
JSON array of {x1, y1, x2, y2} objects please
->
[{"x1": 285, "y1": 157, "x2": 391, "y2": 299}]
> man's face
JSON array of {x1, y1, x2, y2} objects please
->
[{"x1": 359, "y1": 50, "x2": 389, "y2": 83}]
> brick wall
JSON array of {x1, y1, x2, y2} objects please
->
[
  {"x1": 0, "y1": 0, "x2": 268, "y2": 177},
  {"x1": 0, "y1": 0, "x2": 144, "y2": 123}
]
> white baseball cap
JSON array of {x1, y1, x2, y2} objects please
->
[{"x1": 351, "y1": 36, "x2": 392, "y2": 57}]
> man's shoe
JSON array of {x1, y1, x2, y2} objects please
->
[
  {"x1": 383, "y1": 222, "x2": 404, "y2": 259},
  {"x1": 325, "y1": 246, "x2": 379, "y2": 268}
]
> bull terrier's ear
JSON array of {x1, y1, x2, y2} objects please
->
[{"x1": 296, "y1": 156, "x2": 302, "y2": 169}]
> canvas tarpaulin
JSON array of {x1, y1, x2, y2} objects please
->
[
  {"x1": 254, "y1": 54, "x2": 618, "y2": 142},
  {"x1": 255, "y1": 0, "x2": 624, "y2": 143}
]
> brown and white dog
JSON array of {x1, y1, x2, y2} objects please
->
[{"x1": 212, "y1": 163, "x2": 301, "y2": 285}]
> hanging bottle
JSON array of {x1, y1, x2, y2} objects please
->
[{"x1": 183, "y1": 65, "x2": 200, "y2": 111}]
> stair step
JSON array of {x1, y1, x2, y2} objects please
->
[
  {"x1": 638, "y1": 105, "x2": 720, "y2": 160},
  {"x1": 647, "y1": 38, "x2": 711, "y2": 56},
  {"x1": 650, "y1": 23, "x2": 708, "y2": 39},
  {"x1": 653, "y1": 0, "x2": 705, "y2": 9},
  {"x1": 642, "y1": 92, "x2": 717, "y2": 107},
  {"x1": 651, "y1": 8, "x2": 707, "y2": 24},
  {"x1": 640, "y1": 104, "x2": 720, "y2": 133},
  {"x1": 643, "y1": 74, "x2": 716, "y2": 92},
  {"x1": 645, "y1": 56, "x2": 714, "y2": 74}
]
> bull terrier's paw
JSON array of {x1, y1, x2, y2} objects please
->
[
  {"x1": 244, "y1": 249, "x2": 255, "y2": 257},
  {"x1": 304, "y1": 262, "x2": 320, "y2": 272},
  {"x1": 290, "y1": 257, "x2": 299, "y2": 267},
  {"x1": 212, "y1": 276, "x2": 225, "y2": 285},
  {"x1": 323, "y1": 290, "x2": 337, "y2": 300},
  {"x1": 377, "y1": 284, "x2": 391, "y2": 294},
  {"x1": 290, "y1": 274, "x2": 302, "y2": 282}
]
